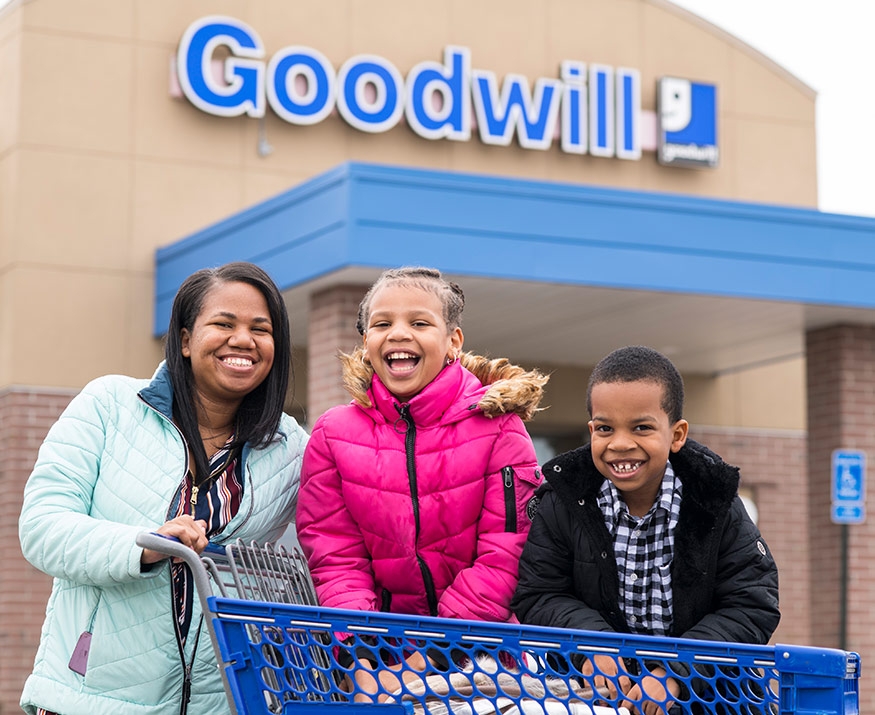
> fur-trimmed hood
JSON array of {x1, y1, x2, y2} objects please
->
[{"x1": 339, "y1": 346, "x2": 548, "y2": 421}]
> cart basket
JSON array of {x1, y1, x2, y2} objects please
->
[{"x1": 136, "y1": 533, "x2": 860, "y2": 715}]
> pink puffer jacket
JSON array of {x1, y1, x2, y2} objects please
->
[{"x1": 297, "y1": 352, "x2": 547, "y2": 622}]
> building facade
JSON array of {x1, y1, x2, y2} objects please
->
[{"x1": 1, "y1": 0, "x2": 874, "y2": 711}]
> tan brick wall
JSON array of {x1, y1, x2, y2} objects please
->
[
  {"x1": 691, "y1": 426, "x2": 809, "y2": 647},
  {"x1": 806, "y1": 324, "x2": 875, "y2": 711},
  {"x1": 307, "y1": 285, "x2": 369, "y2": 425},
  {"x1": 0, "y1": 388, "x2": 74, "y2": 715}
]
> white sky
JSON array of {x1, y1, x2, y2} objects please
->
[{"x1": 668, "y1": 0, "x2": 875, "y2": 219}]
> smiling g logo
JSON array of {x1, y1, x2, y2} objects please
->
[{"x1": 657, "y1": 77, "x2": 719, "y2": 168}]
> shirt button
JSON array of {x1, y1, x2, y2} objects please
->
[
  {"x1": 629, "y1": 573, "x2": 638, "y2": 583},
  {"x1": 630, "y1": 615, "x2": 637, "y2": 623}
]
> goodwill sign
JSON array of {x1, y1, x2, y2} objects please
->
[{"x1": 176, "y1": 16, "x2": 718, "y2": 168}]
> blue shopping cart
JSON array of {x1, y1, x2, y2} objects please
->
[{"x1": 136, "y1": 533, "x2": 860, "y2": 715}]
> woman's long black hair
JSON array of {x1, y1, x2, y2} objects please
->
[{"x1": 164, "y1": 262, "x2": 291, "y2": 480}]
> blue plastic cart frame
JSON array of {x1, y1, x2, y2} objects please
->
[
  {"x1": 136, "y1": 534, "x2": 860, "y2": 715},
  {"x1": 210, "y1": 599, "x2": 859, "y2": 715}
]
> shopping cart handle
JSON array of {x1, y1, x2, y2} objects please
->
[
  {"x1": 136, "y1": 531, "x2": 226, "y2": 563},
  {"x1": 152, "y1": 533, "x2": 226, "y2": 556}
]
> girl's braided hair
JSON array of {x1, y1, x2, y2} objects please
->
[{"x1": 356, "y1": 266, "x2": 465, "y2": 335}]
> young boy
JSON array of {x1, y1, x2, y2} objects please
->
[{"x1": 511, "y1": 345, "x2": 779, "y2": 713}]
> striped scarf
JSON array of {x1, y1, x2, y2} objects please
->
[{"x1": 171, "y1": 436, "x2": 243, "y2": 644}]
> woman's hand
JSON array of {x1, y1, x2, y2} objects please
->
[{"x1": 140, "y1": 515, "x2": 208, "y2": 565}]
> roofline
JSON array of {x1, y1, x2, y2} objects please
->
[{"x1": 649, "y1": 0, "x2": 817, "y2": 100}]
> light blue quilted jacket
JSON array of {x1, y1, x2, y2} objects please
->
[{"x1": 19, "y1": 363, "x2": 308, "y2": 715}]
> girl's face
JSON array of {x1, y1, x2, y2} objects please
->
[
  {"x1": 363, "y1": 284, "x2": 463, "y2": 401},
  {"x1": 181, "y1": 280, "x2": 275, "y2": 410}
]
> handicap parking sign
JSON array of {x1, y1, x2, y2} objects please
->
[{"x1": 831, "y1": 449, "x2": 866, "y2": 524}]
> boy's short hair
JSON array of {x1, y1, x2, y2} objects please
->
[{"x1": 586, "y1": 345, "x2": 685, "y2": 423}]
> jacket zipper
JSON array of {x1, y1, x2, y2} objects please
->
[
  {"x1": 140, "y1": 390, "x2": 264, "y2": 541},
  {"x1": 397, "y1": 404, "x2": 439, "y2": 617},
  {"x1": 138, "y1": 395, "x2": 202, "y2": 711},
  {"x1": 502, "y1": 466, "x2": 517, "y2": 533}
]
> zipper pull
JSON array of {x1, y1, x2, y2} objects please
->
[
  {"x1": 190, "y1": 485, "x2": 198, "y2": 513},
  {"x1": 181, "y1": 662, "x2": 192, "y2": 714},
  {"x1": 394, "y1": 403, "x2": 412, "y2": 432}
]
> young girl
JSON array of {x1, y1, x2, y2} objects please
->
[{"x1": 296, "y1": 267, "x2": 547, "y2": 696}]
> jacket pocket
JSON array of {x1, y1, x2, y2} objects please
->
[
  {"x1": 501, "y1": 466, "x2": 518, "y2": 532},
  {"x1": 81, "y1": 590, "x2": 110, "y2": 689},
  {"x1": 501, "y1": 465, "x2": 542, "y2": 533},
  {"x1": 63, "y1": 589, "x2": 101, "y2": 680}
]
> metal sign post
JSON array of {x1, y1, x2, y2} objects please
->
[{"x1": 830, "y1": 449, "x2": 866, "y2": 651}]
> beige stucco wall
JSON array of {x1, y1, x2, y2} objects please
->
[
  {"x1": 690, "y1": 356, "x2": 807, "y2": 429},
  {"x1": 531, "y1": 353, "x2": 806, "y2": 434},
  {"x1": 0, "y1": 0, "x2": 816, "y2": 431}
]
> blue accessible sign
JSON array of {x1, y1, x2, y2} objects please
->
[{"x1": 831, "y1": 449, "x2": 866, "y2": 524}]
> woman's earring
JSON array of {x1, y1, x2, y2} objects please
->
[{"x1": 446, "y1": 353, "x2": 458, "y2": 366}]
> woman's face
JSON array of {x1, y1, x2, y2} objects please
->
[
  {"x1": 180, "y1": 280, "x2": 275, "y2": 409},
  {"x1": 363, "y1": 284, "x2": 463, "y2": 401}
]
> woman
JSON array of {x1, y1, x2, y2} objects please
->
[{"x1": 19, "y1": 262, "x2": 308, "y2": 715}]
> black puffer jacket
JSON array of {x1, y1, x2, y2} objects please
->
[{"x1": 511, "y1": 439, "x2": 780, "y2": 644}]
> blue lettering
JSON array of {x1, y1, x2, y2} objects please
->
[
  {"x1": 405, "y1": 47, "x2": 471, "y2": 141},
  {"x1": 174, "y1": 19, "x2": 652, "y2": 163},
  {"x1": 176, "y1": 16, "x2": 265, "y2": 118},
  {"x1": 561, "y1": 61, "x2": 587, "y2": 154},
  {"x1": 267, "y1": 47, "x2": 335, "y2": 125},
  {"x1": 337, "y1": 55, "x2": 404, "y2": 133},
  {"x1": 471, "y1": 72, "x2": 562, "y2": 150},
  {"x1": 590, "y1": 65, "x2": 613, "y2": 157},
  {"x1": 616, "y1": 68, "x2": 641, "y2": 160}
]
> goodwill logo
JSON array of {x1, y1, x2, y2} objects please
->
[
  {"x1": 175, "y1": 16, "x2": 716, "y2": 169},
  {"x1": 657, "y1": 77, "x2": 719, "y2": 168}
]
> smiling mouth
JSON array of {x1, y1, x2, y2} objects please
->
[
  {"x1": 221, "y1": 356, "x2": 254, "y2": 368},
  {"x1": 609, "y1": 460, "x2": 643, "y2": 476},
  {"x1": 385, "y1": 351, "x2": 420, "y2": 373}
]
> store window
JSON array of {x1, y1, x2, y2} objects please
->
[
  {"x1": 738, "y1": 486, "x2": 759, "y2": 524},
  {"x1": 529, "y1": 431, "x2": 588, "y2": 466}
]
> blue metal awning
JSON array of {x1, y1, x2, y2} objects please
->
[{"x1": 155, "y1": 161, "x2": 875, "y2": 337}]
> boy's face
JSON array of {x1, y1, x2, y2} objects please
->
[{"x1": 588, "y1": 379, "x2": 688, "y2": 517}]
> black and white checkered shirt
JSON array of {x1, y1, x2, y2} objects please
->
[{"x1": 597, "y1": 462, "x2": 683, "y2": 636}]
